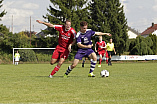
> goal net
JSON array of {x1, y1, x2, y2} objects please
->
[{"x1": 13, "y1": 48, "x2": 55, "y2": 64}]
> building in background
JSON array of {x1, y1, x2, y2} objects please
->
[
  {"x1": 141, "y1": 23, "x2": 157, "y2": 38},
  {"x1": 127, "y1": 26, "x2": 139, "y2": 39}
]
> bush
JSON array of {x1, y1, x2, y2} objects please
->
[
  {"x1": 0, "y1": 52, "x2": 12, "y2": 64},
  {"x1": 36, "y1": 54, "x2": 51, "y2": 62},
  {"x1": 19, "y1": 50, "x2": 37, "y2": 62}
]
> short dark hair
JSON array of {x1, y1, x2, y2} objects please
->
[
  {"x1": 80, "y1": 21, "x2": 88, "y2": 27},
  {"x1": 65, "y1": 19, "x2": 71, "y2": 24}
]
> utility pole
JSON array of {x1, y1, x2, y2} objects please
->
[
  {"x1": 12, "y1": 15, "x2": 13, "y2": 33},
  {"x1": 30, "y1": 16, "x2": 31, "y2": 45}
]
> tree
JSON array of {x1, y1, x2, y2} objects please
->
[
  {"x1": 106, "y1": 0, "x2": 128, "y2": 55},
  {"x1": 130, "y1": 36, "x2": 153, "y2": 55},
  {"x1": 0, "y1": 24, "x2": 9, "y2": 35},
  {"x1": 90, "y1": 0, "x2": 110, "y2": 33},
  {"x1": 0, "y1": 0, "x2": 6, "y2": 21},
  {"x1": 149, "y1": 34, "x2": 157, "y2": 55},
  {"x1": 44, "y1": 0, "x2": 89, "y2": 32},
  {"x1": 89, "y1": 0, "x2": 128, "y2": 55}
]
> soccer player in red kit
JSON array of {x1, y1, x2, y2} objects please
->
[
  {"x1": 36, "y1": 20, "x2": 76, "y2": 78},
  {"x1": 95, "y1": 36, "x2": 107, "y2": 67}
]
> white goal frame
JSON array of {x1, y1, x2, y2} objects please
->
[{"x1": 13, "y1": 48, "x2": 55, "y2": 64}]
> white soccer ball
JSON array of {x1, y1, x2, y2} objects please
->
[{"x1": 100, "y1": 70, "x2": 109, "y2": 77}]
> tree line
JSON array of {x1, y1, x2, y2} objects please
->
[{"x1": 0, "y1": 0, "x2": 157, "y2": 63}]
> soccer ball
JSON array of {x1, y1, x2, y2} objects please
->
[{"x1": 100, "y1": 70, "x2": 109, "y2": 77}]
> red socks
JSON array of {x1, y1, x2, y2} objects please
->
[
  {"x1": 99, "y1": 58, "x2": 102, "y2": 65},
  {"x1": 50, "y1": 65, "x2": 60, "y2": 76}
]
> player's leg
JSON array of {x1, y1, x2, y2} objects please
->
[
  {"x1": 105, "y1": 51, "x2": 109, "y2": 64},
  {"x1": 107, "y1": 51, "x2": 112, "y2": 66},
  {"x1": 49, "y1": 58, "x2": 65, "y2": 78},
  {"x1": 88, "y1": 52, "x2": 97, "y2": 77},
  {"x1": 98, "y1": 54, "x2": 102, "y2": 67},
  {"x1": 64, "y1": 59, "x2": 80, "y2": 77},
  {"x1": 82, "y1": 57, "x2": 86, "y2": 67},
  {"x1": 50, "y1": 48, "x2": 59, "y2": 65},
  {"x1": 110, "y1": 51, "x2": 113, "y2": 65},
  {"x1": 50, "y1": 58, "x2": 58, "y2": 65},
  {"x1": 49, "y1": 48, "x2": 68, "y2": 78},
  {"x1": 64, "y1": 51, "x2": 84, "y2": 77}
]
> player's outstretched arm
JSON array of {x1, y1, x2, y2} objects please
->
[
  {"x1": 95, "y1": 32, "x2": 111, "y2": 36},
  {"x1": 36, "y1": 20, "x2": 54, "y2": 28}
]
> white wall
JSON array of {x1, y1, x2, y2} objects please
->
[
  {"x1": 128, "y1": 30, "x2": 138, "y2": 39},
  {"x1": 152, "y1": 30, "x2": 157, "y2": 36}
]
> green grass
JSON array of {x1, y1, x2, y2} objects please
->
[{"x1": 0, "y1": 62, "x2": 157, "y2": 104}]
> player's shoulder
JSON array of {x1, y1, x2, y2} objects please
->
[
  {"x1": 86, "y1": 29, "x2": 92, "y2": 32},
  {"x1": 76, "y1": 31, "x2": 81, "y2": 38},
  {"x1": 102, "y1": 41, "x2": 106, "y2": 43},
  {"x1": 70, "y1": 27, "x2": 76, "y2": 33},
  {"x1": 86, "y1": 29, "x2": 95, "y2": 33}
]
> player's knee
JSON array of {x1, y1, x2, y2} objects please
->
[
  {"x1": 50, "y1": 61, "x2": 55, "y2": 65},
  {"x1": 50, "y1": 62, "x2": 53, "y2": 65},
  {"x1": 92, "y1": 56, "x2": 97, "y2": 61},
  {"x1": 58, "y1": 61, "x2": 63, "y2": 66},
  {"x1": 71, "y1": 64, "x2": 76, "y2": 69}
]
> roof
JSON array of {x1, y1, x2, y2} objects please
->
[
  {"x1": 35, "y1": 28, "x2": 57, "y2": 38},
  {"x1": 128, "y1": 26, "x2": 140, "y2": 35},
  {"x1": 141, "y1": 24, "x2": 157, "y2": 35}
]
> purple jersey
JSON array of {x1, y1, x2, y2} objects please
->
[{"x1": 76, "y1": 29, "x2": 95, "y2": 53}]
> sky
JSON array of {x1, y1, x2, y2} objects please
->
[{"x1": 1, "y1": 0, "x2": 157, "y2": 33}]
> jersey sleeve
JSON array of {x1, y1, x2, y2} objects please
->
[
  {"x1": 77, "y1": 36, "x2": 81, "y2": 44},
  {"x1": 71, "y1": 29, "x2": 76, "y2": 39},
  {"x1": 91, "y1": 30, "x2": 95, "y2": 36},
  {"x1": 54, "y1": 25, "x2": 62, "y2": 31}
]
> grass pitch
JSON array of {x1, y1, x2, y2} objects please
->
[{"x1": 0, "y1": 62, "x2": 157, "y2": 104}]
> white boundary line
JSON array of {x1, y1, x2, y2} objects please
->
[{"x1": 13, "y1": 48, "x2": 55, "y2": 64}]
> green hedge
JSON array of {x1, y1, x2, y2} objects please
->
[
  {"x1": 19, "y1": 50, "x2": 37, "y2": 62},
  {"x1": 36, "y1": 54, "x2": 51, "y2": 62}
]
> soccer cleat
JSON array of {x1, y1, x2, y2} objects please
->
[
  {"x1": 49, "y1": 75, "x2": 53, "y2": 78},
  {"x1": 63, "y1": 74, "x2": 68, "y2": 78},
  {"x1": 98, "y1": 64, "x2": 101, "y2": 67},
  {"x1": 88, "y1": 72, "x2": 95, "y2": 77}
]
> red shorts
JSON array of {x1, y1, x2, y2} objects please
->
[
  {"x1": 98, "y1": 51, "x2": 105, "y2": 57},
  {"x1": 52, "y1": 45, "x2": 69, "y2": 60}
]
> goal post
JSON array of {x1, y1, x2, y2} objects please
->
[{"x1": 13, "y1": 48, "x2": 55, "y2": 64}]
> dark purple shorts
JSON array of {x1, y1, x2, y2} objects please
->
[{"x1": 74, "y1": 48, "x2": 94, "y2": 60}]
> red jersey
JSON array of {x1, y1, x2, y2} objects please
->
[
  {"x1": 54, "y1": 25, "x2": 76, "y2": 49},
  {"x1": 96, "y1": 41, "x2": 106, "y2": 52}
]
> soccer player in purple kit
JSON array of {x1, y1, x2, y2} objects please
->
[{"x1": 64, "y1": 21, "x2": 111, "y2": 77}]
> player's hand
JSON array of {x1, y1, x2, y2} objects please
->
[
  {"x1": 36, "y1": 20, "x2": 43, "y2": 24},
  {"x1": 115, "y1": 52, "x2": 116, "y2": 55},
  {"x1": 68, "y1": 44, "x2": 72, "y2": 52},
  {"x1": 108, "y1": 33, "x2": 112, "y2": 36}
]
